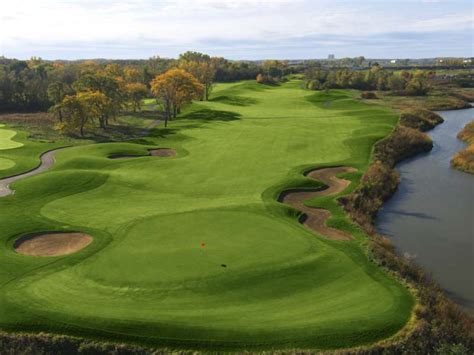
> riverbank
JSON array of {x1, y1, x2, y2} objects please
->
[
  {"x1": 452, "y1": 120, "x2": 474, "y2": 174},
  {"x1": 340, "y1": 106, "x2": 474, "y2": 353}
]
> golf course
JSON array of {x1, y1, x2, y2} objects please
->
[{"x1": 0, "y1": 79, "x2": 414, "y2": 350}]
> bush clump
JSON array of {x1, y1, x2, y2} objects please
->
[
  {"x1": 399, "y1": 109, "x2": 444, "y2": 131},
  {"x1": 451, "y1": 121, "x2": 474, "y2": 174},
  {"x1": 361, "y1": 91, "x2": 377, "y2": 99}
]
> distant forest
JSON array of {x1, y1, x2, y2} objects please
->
[{"x1": 0, "y1": 54, "x2": 472, "y2": 114}]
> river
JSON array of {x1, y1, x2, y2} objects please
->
[{"x1": 376, "y1": 106, "x2": 474, "y2": 314}]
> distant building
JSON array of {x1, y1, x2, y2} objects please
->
[
  {"x1": 328, "y1": 54, "x2": 335, "y2": 60},
  {"x1": 463, "y1": 59, "x2": 472, "y2": 63},
  {"x1": 390, "y1": 59, "x2": 397, "y2": 64}
]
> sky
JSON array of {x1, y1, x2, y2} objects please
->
[{"x1": 1, "y1": 0, "x2": 473, "y2": 60}]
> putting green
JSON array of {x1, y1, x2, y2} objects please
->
[
  {"x1": 0, "y1": 80, "x2": 413, "y2": 350},
  {"x1": 0, "y1": 124, "x2": 24, "y2": 150}
]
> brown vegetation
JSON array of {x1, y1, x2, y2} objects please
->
[
  {"x1": 451, "y1": 121, "x2": 474, "y2": 174},
  {"x1": 0, "y1": 112, "x2": 55, "y2": 127},
  {"x1": 399, "y1": 109, "x2": 444, "y2": 131},
  {"x1": 379, "y1": 90, "x2": 472, "y2": 112},
  {"x1": 0, "y1": 332, "x2": 162, "y2": 355},
  {"x1": 339, "y1": 110, "x2": 474, "y2": 354},
  {"x1": 361, "y1": 91, "x2": 377, "y2": 99}
]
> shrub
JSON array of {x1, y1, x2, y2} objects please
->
[
  {"x1": 399, "y1": 109, "x2": 444, "y2": 131},
  {"x1": 361, "y1": 91, "x2": 377, "y2": 99},
  {"x1": 457, "y1": 121, "x2": 474, "y2": 143},
  {"x1": 403, "y1": 78, "x2": 430, "y2": 96},
  {"x1": 451, "y1": 121, "x2": 474, "y2": 174},
  {"x1": 451, "y1": 143, "x2": 474, "y2": 173},
  {"x1": 256, "y1": 73, "x2": 276, "y2": 84},
  {"x1": 306, "y1": 79, "x2": 321, "y2": 90}
]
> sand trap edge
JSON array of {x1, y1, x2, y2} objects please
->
[{"x1": 14, "y1": 232, "x2": 93, "y2": 257}]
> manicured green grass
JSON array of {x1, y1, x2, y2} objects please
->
[
  {"x1": 0, "y1": 126, "x2": 66, "y2": 179},
  {"x1": 0, "y1": 158, "x2": 15, "y2": 170},
  {"x1": 0, "y1": 80, "x2": 413, "y2": 350},
  {"x1": 0, "y1": 124, "x2": 24, "y2": 150}
]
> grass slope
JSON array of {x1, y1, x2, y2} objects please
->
[{"x1": 0, "y1": 80, "x2": 413, "y2": 350}]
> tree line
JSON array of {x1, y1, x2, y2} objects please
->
[
  {"x1": 0, "y1": 52, "x2": 269, "y2": 134},
  {"x1": 304, "y1": 64, "x2": 435, "y2": 96},
  {"x1": 2, "y1": 54, "x2": 471, "y2": 135},
  {"x1": 0, "y1": 55, "x2": 261, "y2": 113}
]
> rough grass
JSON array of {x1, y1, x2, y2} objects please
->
[
  {"x1": 374, "y1": 88, "x2": 473, "y2": 112},
  {"x1": 0, "y1": 80, "x2": 413, "y2": 351}
]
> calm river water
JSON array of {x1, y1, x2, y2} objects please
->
[{"x1": 376, "y1": 106, "x2": 474, "y2": 314}]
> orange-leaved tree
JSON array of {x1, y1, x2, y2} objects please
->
[
  {"x1": 150, "y1": 68, "x2": 203, "y2": 127},
  {"x1": 55, "y1": 91, "x2": 109, "y2": 136},
  {"x1": 179, "y1": 60, "x2": 215, "y2": 101},
  {"x1": 125, "y1": 82, "x2": 148, "y2": 112}
]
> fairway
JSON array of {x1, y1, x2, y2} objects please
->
[{"x1": 0, "y1": 80, "x2": 413, "y2": 350}]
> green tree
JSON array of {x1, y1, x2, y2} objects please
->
[{"x1": 179, "y1": 52, "x2": 215, "y2": 100}]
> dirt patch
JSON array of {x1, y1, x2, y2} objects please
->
[
  {"x1": 280, "y1": 166, "x2": 356, "y2": 240},
  {"x1": 14, "y1": 232, "x2": 93, "y2": 256},
  {"x1": 109, "y1": 148, "x2": 176, "y2": 159}
]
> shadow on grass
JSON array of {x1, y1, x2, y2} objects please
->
[
  {"x1": 210, "y1": 95, "x2": 258, "y2": 107},
  {"x1": 121, "y1": 110, "x2": 164, "y2": 118},
  {"x1": 180, "y1": 109, "x2": 241, "y2": 121},
  {"x1": 71, "y1": 122, "x2": 177, "y2": 143}
]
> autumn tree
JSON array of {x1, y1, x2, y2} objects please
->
[
  {"x1": 150, "y1": 68, "x2": 203, "y2": 127},
  {"x1": 73, "y1": 71, "x2": 126, "y2": 127},
  {"x1": 125, "y1": 82, "x2": 148, "y2": 112},
  {"x1": 47, "y1": 81, "x2": 70, "y2": 122},
  {"x1": 123, "y1": 67, "x2": 141, "y2": 83},
  {"x1": 56, "y1": 91, "x2": 109, "y2": 136}
]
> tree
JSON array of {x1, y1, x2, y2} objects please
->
[
  {"x1": 179, "y1": 51, "x2": 210, "y2": 63},
  {"x1": 179, "y1": 52, "x2": 215, "y2": 101},
  {"x1": 56, "y1": 91, "x2": 109, "y2": 136},
  {"x1": 47, "y1": 81, "x2": 69, "y2": 122},
  {"x1": 125, "y1": 82, "x2": 148, "y2": 112},
  {"x1": 261, "y1": 60, "x2": 289, "y2": 81},
  {"x1": 387, "y1": 75, "x2": 406, "y2": 92},
  {"x1": 405, "y1": 78, "x2": 430, "y2": 96},
  {"x1": 123, "y1": 67, "x2": 141, "y2": 83},
  {"x1": 73, "y1": 71, "x2": 126, "y2": 127},
  {"x1": 150, "y1": 68, "x2": 203, "y2": 127}
]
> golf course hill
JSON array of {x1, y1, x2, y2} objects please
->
[{"x1": 0, "y1": 79, "x2": 414, "y2": 351}]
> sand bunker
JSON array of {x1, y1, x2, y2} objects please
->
[
  {"x1": 109, "y1": 148, "x2": 176, "y2": 159},
  {"x1": 279, "y1": 166, "x2": 357, "y2": 241},
  {"x1": 14, "y1": 232, "x2": 93, "y2": 256}
]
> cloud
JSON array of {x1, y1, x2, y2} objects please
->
[{"x1": 1, "y1": 0, "x2": 472, "y2": 59}]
